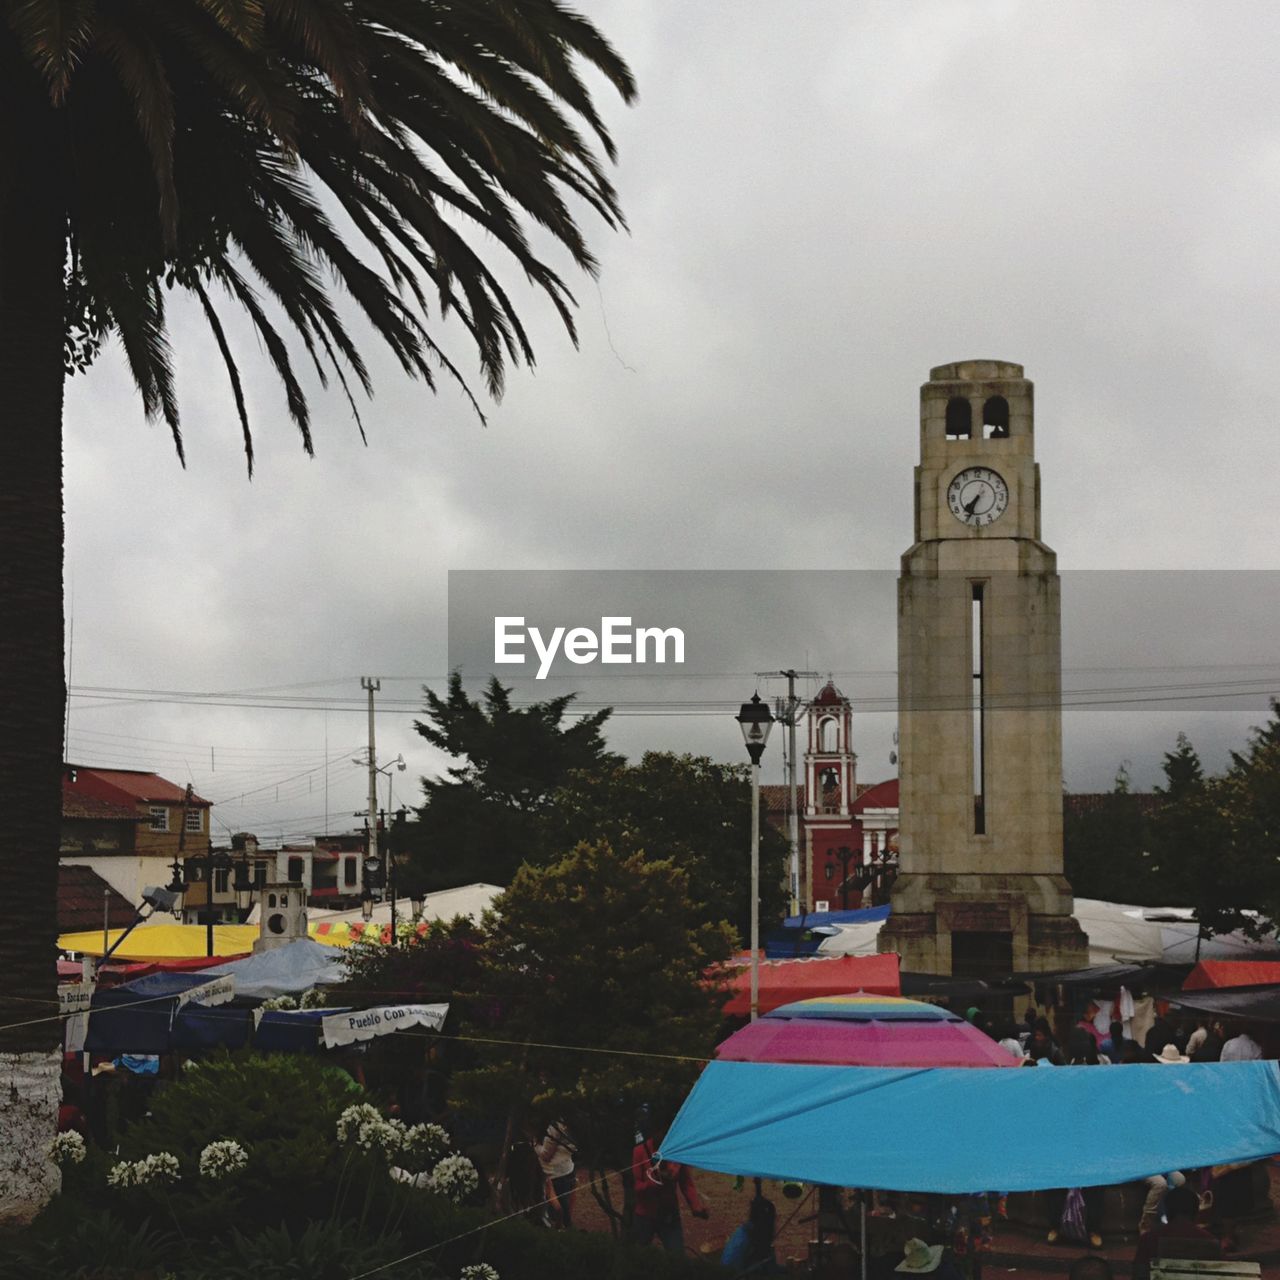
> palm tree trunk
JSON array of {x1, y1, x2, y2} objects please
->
[{"x1": 0, "y1": 58, "x2": 68, "y2": 1225}]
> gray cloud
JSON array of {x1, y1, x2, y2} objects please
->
[{"x1": 64, "y1": 2, "x2": 1280, "y2": 841}]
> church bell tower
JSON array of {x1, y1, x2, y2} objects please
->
[{"x1": 878, "y1": 361, "x2": 1088, "y2": 976}]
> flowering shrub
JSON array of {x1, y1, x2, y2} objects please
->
[
  {"x1": 428, "y1": 1154, "x2": 480, "y2": 1203},
  {"x1": 335, "y1": 1102, "x2": 382, "y2": 1145},
  {"x1": 198, "y1": 1139, "x2": 249, "y2": 1180},
  {"x1": 460, "y1": 1265, "x2": 499, "y2": 1280},
  {"x1": 108, "y1": 1152, "x2": 181, "y2": 1188},
  {"x1": 259, "y1": 994, "x2": 299, "y2": 1011},
  {"x1": 335, "y1": 1103, "x2": 412, "y2": 1161},
  {"x1": 299, "y1": 987, "x2": 328, "y2": 1008},
  {"x1": 48, "y1": 1131, "x2": 87, "y2": 1167},
  {"x1": 401, "y1": 1122, "x2": 450, "y2": 1170}
]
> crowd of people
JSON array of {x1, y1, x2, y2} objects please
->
[{"x1": 969, "y1": 998, "x2": 1273, "y2": 1266}]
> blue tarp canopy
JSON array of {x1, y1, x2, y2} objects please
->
[
  {"x1": 85, "y1": 972, "x2": 232, "y2": 1054},
  {"x1": 205, "y1": 939, "x2": 345, "y2": 999},
  {"x1": 659, "y1": 1061, "x2": 1280, "y2": 1193},
  {"x1": 782, "y1": 905, "x2": 891, "y2": 929}
]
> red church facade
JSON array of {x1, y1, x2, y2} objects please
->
[{"x1": 762, "y1": 680, "x2": 899, "y2": 912}]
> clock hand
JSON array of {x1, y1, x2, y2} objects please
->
[{"x1": 963, "y1": 492, "x2": 982, "y2": 515}]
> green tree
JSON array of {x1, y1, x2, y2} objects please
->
[
  {"x1": 1215, "y1": 701, "x2": 1280, "y2": 939},
  {"x1": 541, "y1": 751, "x2": 791, "y2": 944},
  {"x1": 1, "y1": 1, "x2": 633, "y2": 1222},
  {"x1": 408, "y1": 674, "x2": 620, "y2": 887},
  {"x1": 450, "y1": 841, "x2": 733, "y2": 1227},
  {"x1": 1148, "y1": 733, "x2": 1225, "y2": 918},
  {"x1": 1063, "y1": 763, "x2": 1154, "y2": 903}
]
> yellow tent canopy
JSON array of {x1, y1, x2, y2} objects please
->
[{"x1": 57, "y1": 921, "x2": 361, "y2": 961}]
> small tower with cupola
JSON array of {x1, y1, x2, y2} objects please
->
[{"x1": 803, "y1": 679, "x2": 858, "y2": 909}]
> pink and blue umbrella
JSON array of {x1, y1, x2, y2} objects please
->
[{"x1": 716, "y1": 993, "x2": 1019, "y2": 1068}]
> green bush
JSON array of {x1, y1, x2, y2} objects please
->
[
  {"x1": 115, "y1": 1052, "x2": 356, "y2": 1231},
  {"x1": 179, "y1": 1220, "x2": 439, "y2": 1280},
  {"x1": 3, "y1": 1204, "x2": 178, "y2": 1280}
]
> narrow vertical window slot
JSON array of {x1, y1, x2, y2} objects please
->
[{"x1": 972, "y1": 581, "x2": 985, "y2": 834}]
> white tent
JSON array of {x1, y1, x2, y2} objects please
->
[
  {"x1": 815, "y1": 898, "x2": 1280, "y2": 966},
  {"x1": 205, "y1": 939, "x2": 346, "y2": 999},
  {"x1": 306, "y1": 881, "x2": 503, "y2": 928}
]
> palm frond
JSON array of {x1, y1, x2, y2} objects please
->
[
  {"x1": 191, "y1": 275, "x2": 255, "y2": 474},
  {"x1": 8, "y1": 0, "x2": 97, "y2": 103},
  {"x1": 15, "y1": 0, "x2": 636, "y2": 465}
]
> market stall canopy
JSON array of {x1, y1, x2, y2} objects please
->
[
  {"x1": 60, "y1": 922, "x2": 259, "y2": 961},
  {"x1": 305, "y1": 882, "x2": 502, "y2": 929},
  {"x1": 60, "y1": 919, "x2": 397, "y2": 959},
  {"x1": 1184, "y1": 960, "x2": 1280, "y2": 990},
  {"x1": 204, "y1": 939, "x2": 346, "y2": 999},
  {"x1": 660, "y1": 1060, "x2": 1280, "y2": 1193},
  {"x1": 783, "y1": 905, "x2": 891, "y2": 929},
  {"x1": 720, "y1": 954, "x2": 900, "y2": 1016},
  {"x1": 716, "y1": 995, "x2": 1019, "y2": 1068},
  {"x1": 1168, "y1": 987, "x2": 1280, "y2": 1024},
  {"x1": 83, "y1": 971, "x2": 236, "y2": 1054}
]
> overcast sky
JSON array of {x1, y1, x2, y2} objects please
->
[{"x1": 63, "y1": 1, "x2": 1280, "y2": 846}]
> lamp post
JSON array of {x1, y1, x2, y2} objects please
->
[
  {"x1": 167, "y1": 848, "x2": 256, "y2": 957},
  {"x1": 736, "y1": 692, "x2": 774, "y2": 1022},
  {"x1": 358, "y1": 755, "x2": 407, "y2": 940}
]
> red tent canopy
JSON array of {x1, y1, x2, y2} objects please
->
[
  {"x1": 720, "y1": 953, "x2": 901, "y2": 1016},
  {"x1": 1183, "y1": 960, "x2": 1280, "y2": 990}
]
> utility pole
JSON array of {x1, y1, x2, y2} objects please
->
[
  {"x1": 759, "y1": 669, "x2": 818, "y2": 915},
  {"x1": 361, "y1": 677, "x2": 380, "y2": 880}
]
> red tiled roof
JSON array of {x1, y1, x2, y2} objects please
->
[
  {"x1": 760, "y1": 784, "x2": 803, "y2": 813},
  {"x1": 58, "y1": 865, "x2": 136, "y2": 932},
  {"x1": 61, "y1": 781, "x2": 144, "y2": 822},
  {"x1": 65, "y1": 765, "x2": 211, "y2": 808},
  {"x1": 1063, "y1": 791, "x2": 1159, "y2": 818}
]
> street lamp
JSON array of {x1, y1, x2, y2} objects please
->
[
  {"x1": 168, "y1": 848, "x2": 257, "y2": 956},
  {"x1": 736, "y1": 692, "x2": 774, "y2": 1022}
]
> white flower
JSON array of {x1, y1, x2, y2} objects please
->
[
  {"x1": 300, "y1": 987, "x2": 328, "y2": 1009},
  {"x1": 48, "y1": 1131, "x2": 87, "y2": 1167},
  {"x1": 402, "y1": 1123, "x2": 450, "y2": 1169},
  {"x1": 389, "y1": 1165, "x2": 431, "y2": 1188},
  {"x1": 260, "y1": 994, "x2": 298, "y2": 1011},
  {"x1": 358, "y1": 1117, "x2": 407, "y2": 1160},
  {"x1": 107, "y1": 1161, "x2": 138, "y2": 1189},
  {"x1": 429, "y1": 1154, "x2": 480, "y2": 1203},
  {"x1": 336, "y1": 1102, "x2": 382, "y2": 1145},
  {"x1": 134, "y1": 1152, "x2": 181, "y2": 1185},
  {"x1": 198, "y1": 1139, "x2": 249, "y2": 1180},
  {"x1": 460, "y1": 1266, "x2": 499, "y2": 1280}
]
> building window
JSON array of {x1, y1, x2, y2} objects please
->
[
  {"x1": 819, "y1": 718, "x2": 837, "y2": 751},
  {"x1": 214, "y1": 867, "x2": 229, "y2": 894},
  {"x1": 185, "y1": 809, "x2": 202, "y2": 833},
  {"x1": 149, "y1": 806, "x2": 169, "y2": 832},
  {"x1": 825, "y1": 864, "x2": 834, "y2": 880},
  {"x1": 287, "y1": 855, "x2": 305, "y2": 883},
  {"x1": 344, "y1": 857, "x2": 357, "y2": 887}
]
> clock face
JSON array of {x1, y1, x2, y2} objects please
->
[{"x1": 947, "y1": 467, "x2": 1009, "y2": 528}]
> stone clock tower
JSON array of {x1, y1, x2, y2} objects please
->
[{"x1": 879, "y1": 360, "x2": 1088, "y2": 976}]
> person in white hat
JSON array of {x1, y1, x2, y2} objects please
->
[
  {"x1": 896, "y1": 1237, "x2": 945, "y2": 1274},
  {"x1": 1155, "y1": 1043, "x2": 1189, "y2": 1064}
]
